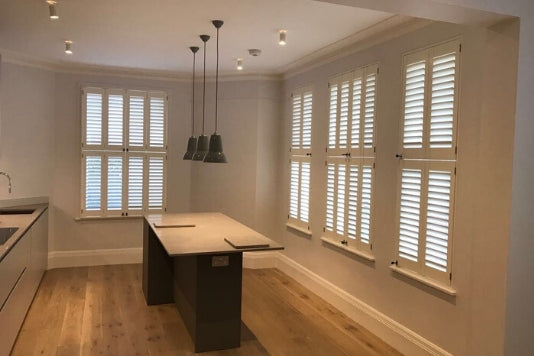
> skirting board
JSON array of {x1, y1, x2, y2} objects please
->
[
  {"x1": 245, "y1": 251, "x2": 452, "y2": 356},
  {"x1": 48, "y1": 248, "x2": 450, "y2": 356}
]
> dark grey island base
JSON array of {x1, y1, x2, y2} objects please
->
[{"x1": 142, "y1": 212, "x2": 283, "y2": 353}]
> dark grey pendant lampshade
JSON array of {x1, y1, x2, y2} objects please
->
[
  {"x1": 183, "y1": 46, "x2": 199, "y2": 160},
  {"x1": 193, "y1": 34, "x2": 210, "y2": 161},
  {"x1": 204, "y1": 20, "x2": 227, "y2": 163}
]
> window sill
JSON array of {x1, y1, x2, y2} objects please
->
[
  {"x1": 320, "y1": 236, "x2": 375, "y2": 262},
  {"x1": 286, "y1": 223, "x2": 312, "y2": 236},
  {"x1": 75, "y1": 215, "x2": 144, "y2": 222},
  {"x1": 389, "y1": 265, "x2": 457, "y2": 296}
]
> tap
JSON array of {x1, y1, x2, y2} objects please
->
[{"x1": 0, "y1": 171, "x2": 12, "y2": 194}]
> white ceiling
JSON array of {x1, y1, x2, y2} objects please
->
[{"x1": 0, "y1": 0, "x2": 395, "y2": 75}]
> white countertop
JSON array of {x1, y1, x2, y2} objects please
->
[
  {"x1": 145, "y1": 212, "x2": 283, "y2": 256},
  {"x1": 0, "y1": 202, "x2": 48, "y2": 262}
]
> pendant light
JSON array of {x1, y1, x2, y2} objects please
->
[
  {"x1": 204, "y1": 20, "x2": 227, "y2": 163},
  {"x1": 192, "y1": 34, "x2": 210, "y2": 161},
  {"x1": 183, "y1": 46, "x2": 199, "y2": 160}
]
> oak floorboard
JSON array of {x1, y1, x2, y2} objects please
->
[{"x1": 11, "y1": 264, "x2": 402, "y2": 356}]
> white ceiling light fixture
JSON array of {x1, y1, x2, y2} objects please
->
[
  {"x1": 47, "y1": 0, "x2": 58, "y2": 20},
  {"x1": 279, "y1": 30, "x2": 287, "y2": 46},
  {"x1": 236, "y1": 58, "x2": 243, "y2": 71},
  {"x1": 64, "y1": 40, "x2": 73, "y2": 54}
]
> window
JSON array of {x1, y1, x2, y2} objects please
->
[
  {"x1": 395, "y1": 39, "x2": 460, "y2": 285},
  {"x1": 323, "y1": 64, "x2": 378, "y2": 256},
  {"x1": 288, "y1": 86, "x2": 313, "y2": 233},
  {"x1": 81, "y1": 88, "x2": 167, "y2": 217}
]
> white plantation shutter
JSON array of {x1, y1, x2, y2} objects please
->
[
  {"x1": 148, "y1": 156, "x2": 165, "y2": 209},
  {"x1": 396, "y1": 161, "x2": 456, "y2": 283},
  {"x1": 291, "y1": 87, "x2": 313, "y2": 154},
  {"x1": 324, "y1": 158, "x2": 374, "y2": 252},
  {"x1": 402, "y1": 60, "x2": 426, "y2": 151},
  {"x1": 149, "y1": 94, "x2": 166, "y2": 149},
  {"x1": 347, "y1": 165, "x2": 358, "y2": 239},
  {"x1": 84, "y1": 89, "x2": 103, "y2": 147},
  {"x1": 401, "y1": 40, "x2": 459, "y2": 159},
  {"x1": 107, "y1": 155, "x2": 123, "y2": 211},
  {"x1": 328, "y1": 65, "x2": 378, "y2": 157},
  {"x1": 351, "y1": 79, "x2": 361, "y2": 149},
  {"x1": 396, "y1": 40, "x2": 459, "y2": 285},
  {"x1": 328, "y1": 84, "x2": 338, "y2": 149},
  {"x1": 288, "y1": 86, "x2": 313, "y2": 232},
  {"x1": 288, "y1": 157, "x2": 311, "y2": 229},
  {"x1": 127, "y1": 156, "x2": 144, "y2": 210},
  {"x1": 81, "y1": 88, "x2": 167, "y2": 217},
  {"x1": 84, "y1": 155, "x2": 102, "y2": 211},
  {"x1": 430, "y1": 53, "x2": 456, "y2": 150},
  {"x1": 292, "y1": 96, "x2": 302, "y2": 149},
  {"x1": 128, "y1": 93, "x2": 145, "y2": 147},
  {"x1": 363, "y1": 74, "x2": 376, "y2": 149},
  {"x1": 360, "y1": 165, "x2": 372, "y2": 244},
  {"x1": 398, "y1": 168, "x2": 422, "y2": 264},
  {"x1": 108, "y1": 93, "x2": 124, "y2": 146},
  {"x1": 324, "y1": 64, "x2": 377, "y2": 255}
]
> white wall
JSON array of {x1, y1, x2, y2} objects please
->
[
  {"x1": 0, "y1": 62, "x2": 54, "y2": 199},
  {"x1": 280, "y1": 21, "x2": 517, "y2": 355},
  {"x1": 50, "y1": 72, "x2": 192, "y2": 252},
  {"x1": 190, "y1": 78, "x2": 282, "y2": 238}
]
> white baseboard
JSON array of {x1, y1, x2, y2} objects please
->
[
  {"x1": 47, "y1": 248, "x2": 450, "y2": 355},
  {"x1": 48, "y1": 248, "x2": 142, "y2": 269}
]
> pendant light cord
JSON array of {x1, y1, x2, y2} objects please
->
[
  {"x1": 215, "y1": 27, "x2": 219, "y2": 133},
  {"x1": 202, "y1": 40, "x2": 206, "y2": 135},
  {"x1": 191, "y1": 51, "x2": 196, "y2": 136}
]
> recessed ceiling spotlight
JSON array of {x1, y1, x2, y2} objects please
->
[
  {"x1": 279, "y1": 30, "x2": 287, "y2": 46},
  {"x1": 47, "y1": 0, "x2": 58, "y2": 20},
  {"x1": 236, "y1": 58, "x2": 243, "y2": 71},
  {"x1": 64, "y1": 40, "x2": 73, "y2": 55},
  {"x1": 248, "y1": 49, "x2": 261, "y2": 57}
]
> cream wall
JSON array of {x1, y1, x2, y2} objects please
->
[
  {"x1": 190, "y1": 79, "x2": 282, "y2": 239},
  {"x1": 280, "y1": 21, "x2": 517, "y2": 355},
  {"x1": 0, "y1": 62, "x2": 54, "y2": 199}
]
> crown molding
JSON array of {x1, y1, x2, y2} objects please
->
[
  {"x1": 0, "y1": 48, "x2": 282, "y2": 83},
  {"x1": 281, "y1": 15, "x2": 432, "y2": 79}
]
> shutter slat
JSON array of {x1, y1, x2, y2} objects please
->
[
  {"x1": 347, "y1": 164, "x2": 358, "y2": 239},
  {"x1": 360, "y1": 166, "x2": 372, "y2": 244},
  {"x1": 289, "y1": 161, "x2": 299, "y2": 219},
  {"x1": 128, "y1": 157, "x2": 144, "y2": 209},
  {"x1": 399, "y1": 169, "x2": 421, "y2": 262},
  {"x1": 430, "y1": 52, "x2": 456, "y2": 148},
  {"x1": 85, "y1": 156, "x2": 102, "y2": 210},
  {"x1": 363, "y1": 74, "x2": 376, "y2": 148},
  {"x1": 336, "y1": 164, "x2": 345, "y2": 235},
  {"x1": 403, "y1": 61, "x2": 425, "y2": 149},
  {"x1": 424, "y1": 170, "x2": 451, "y2": 272},
  {"x1": 129, "y1": 95, "x2": 145, "y2": 147},
  {"x1": 86, "y1": 93, "x2": 102, "y2": 145},
  {"x1": 300, "y1": 162, "x2": 311, "y2": 223},
  {"x1": 108, "y1": 94, "x2": 123, "y2": 146},
  {"x1": 328, "y1": 85, "x2": 338, "y2": 149},
  {"x1": 351, "y1": 79, "x2": 362, "y2": 149},
  {"x1": 107, "y1": 156, "x2": 123, "y2": 210},
  {"x1": 148, "y1": 157, "x2": 164, "y2": 209},
  {"x1": 326, "y1": 164, "x2": 335, "y2": 231},
  {"x1": 149, "y1": 97, "x2": 165, "y2": 148}
]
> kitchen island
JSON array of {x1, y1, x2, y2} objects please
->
[{"x1": 142, "y1": 212, "x2": 283, "y2": 353}]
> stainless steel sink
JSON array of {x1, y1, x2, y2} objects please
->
[
  {"x1": 0, "y1": 209, "x2": 35, "y2": 215},
  {"x1": 0, "y1": 227, "x2": 18, "y2": 245}
]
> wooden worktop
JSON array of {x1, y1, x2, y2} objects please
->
[{"x1": 145, "y1": 212, "x2": 283, "y2": 257}]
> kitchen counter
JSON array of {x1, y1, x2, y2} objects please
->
[{"x1": 0, "y1": 202, "x2": 48, "y2": 263}]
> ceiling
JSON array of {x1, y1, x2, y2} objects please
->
[{"x1": 0, "y1": 0, "x2": 396, "y2": 75}]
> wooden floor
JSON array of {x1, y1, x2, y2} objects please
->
[{"x1": 11, "y1": 265, "x2": 401, "y2": 356}]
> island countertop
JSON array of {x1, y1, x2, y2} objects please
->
[
  {"x1": 0, "y1": 197, "x2": 49, "y2": 262},
  {"x1": 145, "y1": 212, "x2": 283, "y2": 256}
]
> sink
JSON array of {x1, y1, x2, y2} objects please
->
[
  {"x1": 0, "y1": 227, "x2": 18, "y2": 245},
  {"x1": 0, "y1": 209, "x2": 35, "y2": 215}
]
